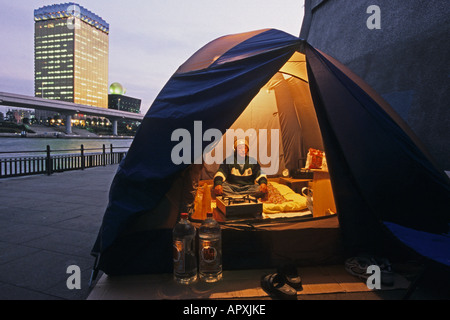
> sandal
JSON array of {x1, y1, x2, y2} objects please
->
[
  {"x1": 261, "y1": 273, "x2": 297, "y2": 300},
  {"x1": 277, "y1": 264, "x2": 303, "y2": 291}
]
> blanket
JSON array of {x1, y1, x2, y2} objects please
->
[{"x1": 262, "y1": 182, "x2": 308, "y2": 214}]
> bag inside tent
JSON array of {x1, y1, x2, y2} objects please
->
[{"x1": 91, "y1": 29, "x2": 450, "y2": 278}]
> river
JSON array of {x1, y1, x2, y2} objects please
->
[{"x1": 0, "y1": 137, "x2": 133, "y2": 158}]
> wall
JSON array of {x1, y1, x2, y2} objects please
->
[{"x1": 301, "y1": 0, "x2": 450, "y2": 170}]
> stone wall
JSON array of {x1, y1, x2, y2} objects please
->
[{"x1": 301, "y1": 0, "x2": 450, "y2": 170}]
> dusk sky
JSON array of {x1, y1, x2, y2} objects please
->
[{"x1": 0, "y1": 1, "x2": 304, "y2": 115}]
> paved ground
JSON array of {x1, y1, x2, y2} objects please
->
[
  {"x1": 0, "y1": 164, "x2": 449, "y2": 300},
  {"x1": 0, "y1": 165, "x2": 116, "y2": 299}
]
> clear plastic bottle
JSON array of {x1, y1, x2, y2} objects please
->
[
  {"x1": 198, "y1": 212, "x2": 222, "y2": 282},
  {"x1": 173, "y1": 212, "x2": 197, "y2": 284}
]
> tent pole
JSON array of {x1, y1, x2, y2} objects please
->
[{"x1": 88, "y1": 255, "x2": 100, "y2": 288}]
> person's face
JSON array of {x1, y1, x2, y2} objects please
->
[{"x1": 237, "y1": 144, "x2": 248, "y2": 158}]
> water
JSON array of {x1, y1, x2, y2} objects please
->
[
  {"x1": 198, "y1": 213, "x2": 222, "y2": 282},
  {"x1": 173, "y1": 213, "x2": 197, "y2": 284},
  {"x1": 0, "y1": 137, "x2": 133, "y2": 158}
]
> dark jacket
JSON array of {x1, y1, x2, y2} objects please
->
[{"x1": 213, "y1": 155, "x2": 267, "y2": 187}]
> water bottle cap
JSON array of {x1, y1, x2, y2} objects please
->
[{"x1": 180, "y1": 212, "x2": 188, "y2": 219}]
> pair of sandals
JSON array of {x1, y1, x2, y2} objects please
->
[{"x1": 261, "y1": 264, "x2": 303, "y2": 300}]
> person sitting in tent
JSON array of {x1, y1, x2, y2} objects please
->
[{"x1": 213, "y1": 139, "x2": 268, "y2": 197}]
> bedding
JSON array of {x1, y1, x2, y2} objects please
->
[{"x1": 262, "y1": 182, "x2": 308, "y2": 215}]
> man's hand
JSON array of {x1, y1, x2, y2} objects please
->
[
  {"x1": 214, "y1": 185, "x2": 223, "y2": 196},
  {"x1": 259, "y1": 183, "x2": 268, "y2": 194}
]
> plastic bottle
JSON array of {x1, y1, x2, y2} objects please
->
[
  {"x1": 173, "y1": 212, "x2": 197, "y2": 284},
  {"x1": 198, "y1": 212, "x2": 222, "y2": 282}
]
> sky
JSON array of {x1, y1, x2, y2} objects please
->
[{"x1": 0, "y1": 0, "x2": 305, "y2": 115}]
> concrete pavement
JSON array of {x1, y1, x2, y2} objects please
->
[
  {"x1": 0, "y1": 164, "x2": 449, "y2": 300},
  {"x1": 0, "y1": 165, "x2": 116, "y2": 299}
]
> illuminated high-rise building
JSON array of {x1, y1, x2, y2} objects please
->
[
  {"x1": 108, "y1": 82, "x2": 141, "y2": 114},
  {"x1": 34, "y1": 3, "x2": 109, "y2": 109}
]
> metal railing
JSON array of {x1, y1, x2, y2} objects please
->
[{"x1": 0, "y1": 144, "x2": 128, "y2": 178}]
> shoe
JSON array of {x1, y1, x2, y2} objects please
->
[
  {"x1": 345, "y1": 254, "x2": 395, "y2": 286},
  {"x1": 345, "y1": 256, "x2": 373, "y2": 281},
  {"x1": 277, "y1": 264, "x2": 303, "y2": 291},
  {"x1": 373, "y1": 256, "x2": 395, "y2": 286},
  {"x1": 261, "y1": 273, "x2": 297, "y2": 300}
]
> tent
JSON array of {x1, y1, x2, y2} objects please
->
[{"x1": 91, "y1": 29, "x2": 450, "y2": 278}]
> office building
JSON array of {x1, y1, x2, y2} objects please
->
[
  {"x1": 108, "y1": 82, "x2": 141, "y2": 114},
  {"x1": 34, "y1": 3, "x2": 109, "y2": 110}
]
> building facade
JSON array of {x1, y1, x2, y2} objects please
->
[
  {"x1": 301, "y1": 0, "x2": 450, "y2": 170},
  {"x1": 34, "y1": 3, "x2": 109, "y2": 110},
  {"x1": 108, "y1": 95, "x2": 141, "y2": 114}
]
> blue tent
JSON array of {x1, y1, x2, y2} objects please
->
[{"x1": 91, "y1": 29, "x2": 450, "y2": 277}]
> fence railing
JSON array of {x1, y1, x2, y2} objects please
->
[{"x1": 0, "y1": 144, "x2": 128, "y2": 178}]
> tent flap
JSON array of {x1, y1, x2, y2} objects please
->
[{"x1": 305, "y1": 42, "x2": 450, "y2": 260}]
